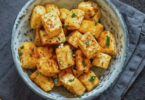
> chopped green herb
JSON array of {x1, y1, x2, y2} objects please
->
[
  {"x1": 85, "y1": 41, "x2": 91, "y2": 46},
  {"x1": 89, "y1": 76, "x2": 96, "y2": 82},
  {"x1": 18, "y1": 51, "x2": 23, "y2": 57},
  {"x1": 63, "y1": 25, "x2": 69, "y2": 28},
  {"x1": 54, "y1": 78, "x2": 59, "y2": 85},
  {"x1": 106, "y1": 36, "x2": 110, "y2": 47},
  {"x1": 72, "y1": 13, "x2": 77, "y2": 18},
  {"x1": 90, "y1": 13, "x2": 96, "y2": 18},
  {"x1": 68, "y1": 64, "x2": 72, "y2": 66},
  {"x1": 82, "y1": 60, "x2": 86, "y2": 66},
  {"x1": 68, "y1": 78, "x2": 74, "y2": 82},
  {"x1": 94, "y1": 21, "x2": 98, "y2": 26},
  {"x1": 20, "y1": 46, "x2": 24, "y2": 49}
]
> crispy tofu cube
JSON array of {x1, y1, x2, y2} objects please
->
[
  {"x1": 30, "y1": 71, "x2": 54, "y2": 91},
  {"x1": 78, "y1": 1, "x2": 101, "y2": 21},
  {"x1": 59, "y1": 73, "x2": 86, "y2": 96},
  {"x1": 39, "y1": 29, "x2": 66, "y2": 45},
  {"x1": 34, "y1": 29, "x2": 42, "y2": 46},
  {"x1": 94, "y1": 23, "x2": 104, "y2": 38},
  {"x1": 41, "y1": 12, "x2": 62, "y2": 38},
  {"x1": 37, "y1": 57, "x2": 59, "y2": 77},
  {"x1": 78, "y1": 32, "x2": 102, "y2": 59},
  {"x1": 30, "y1": 5, "x2": 46, "y2": 29},
  {"x1": 37, "y1": 47, "x2": 53, "y2": 58},
  {"x1": 67, "y1": 31, "x2": 82, "y2": 48},
  {"x1": 93, "y1": 53, "x2": 111, "y2": 69},
  {"x1": 56, "y1": 45, "x2": 74, "y2": 70},
  {"x1": 98, "y1": 31, "x2": 117, "y2": 56},
  {"x1": 79, "y1": 20, "x2": 104, "y2": 38},
  {"x1": 60, "y1": 8, "x2": 70, "y2": 22},
  {"x1": 18, "y1": 42, "x2": 38, "y2": 69},
  {"x1": 45, "y1": 4, "x2": 60, "y2": 16},
  {"x1": 65, "y1": 9, "x2": 85, "y2": 30},
  {"x1": 79, "y1": 71, "x2": 100, "y2": 91},
  {"x1": 75, "y1": 50, "x2": 91, "y2": 73}
]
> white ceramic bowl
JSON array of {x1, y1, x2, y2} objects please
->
[{"x1": 11, "y1": 0, "x2": 127, "y2": 100}]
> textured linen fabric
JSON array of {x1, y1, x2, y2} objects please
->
[{"x1": 0, "y1": 0, "x2": 145, "y2": 100}]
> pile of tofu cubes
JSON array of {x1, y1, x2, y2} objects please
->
[{"x1": 18, "y1": 1, "x2": 117, "y2": 96}]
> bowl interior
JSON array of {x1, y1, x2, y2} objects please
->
[{"x1": 12, "y1": 0, "x2": 127, "y2": 99}]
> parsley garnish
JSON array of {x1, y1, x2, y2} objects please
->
[
  {"x1": 89, "y1": 76, "x2": 96, "y2": 82},
  {"x1": 20, "y1": 46, "x2": 24, "y2": 49},
  {"x1": 85, "y1": 41, "x2": 91, "y2": 46},
  {"x1": 63, "y1": 25, "x2": 69, "y2": 29},
  {"x1": 72, "y1": 13, "x2": 77, "y2": 18},
  {"x1": 68, "y1": 78, "x2": 74, "y2": 82},
  {"x1": 82, "y1": 60, "x2": 86, "y2": 66},
  {"x1": 106, "y1": 36, "x2": 110, "y2": 47},
  {"x1": 94, "y1": 21, "x2": 98, "y2": 26},
  {"x1": 18, "y1": 51, "x2": 23, "y2": 57},
  {"x1": 54, "y1": 78, "x2": 59, "y2": 85}
]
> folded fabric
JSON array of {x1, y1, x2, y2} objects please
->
[{"x1": 97, "y1": 0, "x2": 145, "y2": 100}]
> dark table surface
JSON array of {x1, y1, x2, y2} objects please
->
[{"x1": 0, "y1": 0, "x2": 145, "y2": 100}]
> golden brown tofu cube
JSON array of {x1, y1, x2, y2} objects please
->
[
  {"x1": 56, "y1": 45, "x2": 74, "y2": 70},
  {"x1": 30, "y1": 71, "x2": 54, "y2": 92},
  {"x1": 67, "y1": 31, "x2": 82, "y2": 48},
  {"x1": 79, "y1": 20, "x2": 104, "y2": 38},
  {"x1": 79, "y1": 71, "x2": 100, "y2": 91},
  {"x1": 41, "y1": 12, "x2": 62, "y2": 38},
  {"x1": 39, "y1": 29, "x2": 66, "y2": 45},
  {"x1": 34, "y1": 29, "x2": 42, "y2": 46},
  {"x1": 75, "y1": 50, "x2": 91, "y2": 73},
  {"x1": 45, "y1": 4, "x2": 60, "y2": 16},
  {"x1": 78, "y1": 1, "x2": 101, "y2": 21},
  {"x1": 59, "y1": 73, "x2": 86, "y2": 96},
  {"x1": 37, "y1": 47, "x2": 53, "y2": 58},
  {"x1": 30, "y1": 5, "x2": 46, "y2": 29},
  {"x1": 98, "y1": 31, "x2": 117, "y2": 56},
  {"x1": 18, "y1": 42, "x2": 38, "y2": 69},
  {"x1": 37, "y1": 57, "x2": 59, "y2": 77},
  {"x1": 93, "y1": 53, "x2": 112, "y2": 69},
  {"x1": 60, "y1": 8, "x2": 70, "y2": 22},
  {"x1": 78, "y1": 32, "x2": 102, "y2": 59},
  {"x1": 65, "y1": 9, "x2": 85, "y2": 30}
]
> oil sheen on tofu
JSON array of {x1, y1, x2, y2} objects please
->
[{"x1": 18, "y1": 1, "x2": 117, "y2": 96}]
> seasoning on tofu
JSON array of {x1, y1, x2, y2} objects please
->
[{"x1": 18, "y1": 1, "x2": 117, "y2": 96}]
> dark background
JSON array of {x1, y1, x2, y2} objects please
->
[{"x1": 0, "y1": 0, "x2": 145, "y2": 100}]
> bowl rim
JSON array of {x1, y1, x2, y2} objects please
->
[{"x1": 11, "y1": 0, "x2": 128, "y2": 100}]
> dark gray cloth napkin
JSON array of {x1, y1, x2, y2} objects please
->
[
  {"x1": 0, "y1": 0, "x2": 145, "y2": 100},
  {"x1": 98, "y1": 0, "x2": 145, "y2": 100}
]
